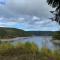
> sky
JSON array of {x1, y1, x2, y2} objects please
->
[{"x1": 0, "y1": 0, "x2": 60, "y2": 31}]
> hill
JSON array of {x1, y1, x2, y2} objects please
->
[
  {"x1": 27, "y1": 31, "x2": 57, "y2": 36},
  {"x1": 0, "y1": 27, "x2": 59, "y2": 39},
  {"x1": 0, "y1": 27, "x2": 32, "y2": 39}
]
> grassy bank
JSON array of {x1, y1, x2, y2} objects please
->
[{"x1": 0, "y1": 41, "x2": 60, "y2": 60}]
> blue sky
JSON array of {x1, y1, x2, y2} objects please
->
[{"x1": 0, "y1": 0, "x2": 60, "y2": 31}]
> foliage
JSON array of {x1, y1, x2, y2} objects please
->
[
  {"x1": 53, "y1": 31, "x2": 60, "y2": 40},
  {"x1": 0, "y1": 27, "x2": 32, "y2": 39},
  {"x1": 47, "y1": 0, "x2": 60, "y2": 24},
  {"x1": 52, "y1": 32, "x2": 60, "y2": 49},
  {"x1": 47, "y1": 0, "x2": 60, "y2": 8}
]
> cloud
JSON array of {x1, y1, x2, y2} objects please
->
[
  {"x1": 0, "y1": 16, "x2": 60, "y2": 31},
  {"x1": 0, "y1": 17, "x2": 18, "y2": 28},
  {"x1": 32, "y1": 16, "x2": 40, "y2": 20},
  {"x1": 0, "y1": 0, "x2": 54, "y2": 18},
  {"x1": 0, "y1": 0, "x2": 59, "y2": 31},
  {"x1": 8, "y1": 18, "x2": 25, "y2": 23}
]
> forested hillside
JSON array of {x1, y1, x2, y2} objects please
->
[{"x1": 0, "y1": 27, "x2": 32, "y2": 39}]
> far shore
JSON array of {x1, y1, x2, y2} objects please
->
[{"x1": 0, "y1": 36, "x2": 52, "y2": 42}]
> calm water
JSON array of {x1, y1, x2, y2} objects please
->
[{"x1": 9, "y1": 36, "x2": 54, "y2": 49}]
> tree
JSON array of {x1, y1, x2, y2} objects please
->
[
  {"x1": 47, "y1": 0, "x2": 60, "y2": 48},
  {"x1": 47, "y1": 0, "x2": 60, "y2": 24},
  {"x1": 47, "y1": 0, "x2": 60, "y2": 10},
  {"x1": 51, "y1": 32, "x2": 60, "y2": 50}
]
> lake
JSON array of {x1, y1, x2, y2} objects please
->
[{"x1": 4, "y1": 36, "x2": 54, "y2": 49}]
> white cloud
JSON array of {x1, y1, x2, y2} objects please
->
[
  {"x1": 0, "y1": 0, "x2": 59, "y2": 31},
  {"x1": 8, "y1": 18, "x2": 25, "y2": 23},
  {"x1": 0, "y1": 16, "x2": 60, "y2": 31},
  {"x1": 0, "y1": 22, "x2": 17, "y2": 26},
  {"x1": 32, "y1": 16, "x2": 40, "y2": 20},
  {"x1": 0, "y1": 0, "x2": 54, "y2": 18}
]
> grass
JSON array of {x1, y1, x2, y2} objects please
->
[{"x1": 0, "y1": 41, "x2": 60, "y2": 60}]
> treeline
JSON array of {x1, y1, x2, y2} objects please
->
[
  {"x1": 0, "y1": 42, "x2": 60, "y2": 60},
  {"x1": 0, "y1": 27, "x2": 32, "y2": 39},
  {"x1": 52, "y1": 31, "x2": 60, "y2": 47},
  {"x1": 53, "y1": 31, "x2": 60, "y2": 40},
  {"x1": 27, "y1": 31, "x2": 58, "y2": 36}
]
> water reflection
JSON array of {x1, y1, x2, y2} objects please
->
[
  {"x1": 1, "y1": 36, "x2": 54, "y2": 49},
  {"x1": 10, "y1": 36, "x2": 54, "y2": 49}
]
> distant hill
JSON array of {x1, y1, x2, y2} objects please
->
[
  {"x1": 0, "y1": 27, "x2": 32, "y2": 39},
  {"x1": 0, "y1": 27, "x2": 59, "y2": 39},
  {"x1": 27, "y1": 31, "x2": 58, "y2": 36}
]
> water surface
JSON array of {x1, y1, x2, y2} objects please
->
[{"x1": 10, "y1": 36, "x2": 54, "y2": 49}]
